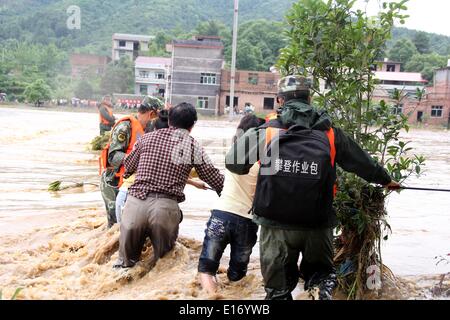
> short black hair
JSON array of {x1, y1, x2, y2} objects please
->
[
  {"x1": 278, "y1": 90, "x2": 310, "y2": 103},
  {"x1": 169, "y1": 102, "x2": 198, "y2": 129},
  {"x1": 233, "y1": 114, "x2": 265, "y2": 143},
  {"x1": 154, "y1": 109, "x2": 169, "y2": 129}
]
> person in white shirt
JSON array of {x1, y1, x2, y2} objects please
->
[{"x1": 197, "y1": 114, "x2": 265, "y2": 294}]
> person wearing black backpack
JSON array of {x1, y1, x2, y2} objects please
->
[{"x1": 225, "y1": 75, "x2": 400, "y2": 300}]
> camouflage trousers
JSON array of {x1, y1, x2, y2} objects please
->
[
  {"x1": 259, "y1": 226, "x2": 335, "y2": 300},
  {"x1": 100, "y1": 171, "x2": 119, "y2": 228}
]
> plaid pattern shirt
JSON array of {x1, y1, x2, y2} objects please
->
[{"x1": 123, "y1": 127, "x2": 224, "y2": 203}]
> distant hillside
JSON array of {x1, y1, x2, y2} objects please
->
[
  {"x1": 0, "y1": 0, "x2": 296, "y2": 54},
  {"x1": 389, "y1": 27, "x2": 450, "y2": 56},
  {"x1": 1, "y1": 0, "x2": 449, "y2": 57}
]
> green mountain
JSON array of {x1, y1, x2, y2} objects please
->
[
  {"x1": 0, "y1": 0, "x2": 296, "y2": 54},
  {"x1": 1, "y1": 0, "x2": 450, "y2": 57}
]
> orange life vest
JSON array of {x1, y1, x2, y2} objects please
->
[
  {"x1": 98, "y1": 116, "x2": 144, "y2": 187},
  {"x1": 264, "y1": 126, "x2": 337, "y2": 197},
  {"x1": 265, "y1": 112, "x2": 278, "y2": 122},
  {"x1": 99, "y1": 104, "x2": 114, "y2": 125}
]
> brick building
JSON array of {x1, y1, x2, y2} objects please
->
[
  {"x1": 219, "y1": 70, "x2": 280, "y2": 115},
  {"x1": 69, "y1": 53, "x2": 111, "y2": 78},
  {"x1": 404, "y1": 66, "x2": 450, "y2": 127}
]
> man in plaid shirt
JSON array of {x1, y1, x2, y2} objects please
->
[{"x1": 115, "y1": 102, "x2": 224, "y2": 268}]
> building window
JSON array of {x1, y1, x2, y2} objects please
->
[
  {"x1": 248, "y1": 73, "x2": 259, "y2": 85},
  {"x1": 119, "y1": 40, "x2": 126, "y2": 47},
  {"x1": 140, "y1": 85, "x2": 147, "y2": 95},
  {"x1": 431, "y1": 106, "x2": 443, "y2": 118},
  {"x1": 155, "y1": 72, "x2": 165, "y2": 79},
  {"x1": 386, "y1": 64, "x2": 396, "y2": 72},
  {"x1": 200, "y1": 73, "x2": 217, "y2": 85},
  {"x1": 226, "y1": 96, "x2": 239, "y2": 108},
  {"x1": 392, "y1": 104, "x2": 403, "y2": 115},
  {"x1": 197, "y1": 97, "x2": 209, "y2": 109},
  {"x1": 139, "y1": 71, "x2": 149, "y2": 78},
  {"x1": 263, "y1": 97, "x2": 275, "y2": 110},
  {"x1": 118, "y1": 50, "x2": 126, "y2": 58}
]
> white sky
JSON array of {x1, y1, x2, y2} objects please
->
[{"x1": 354, "y1": 0, "x2": 450, "y2": 36}]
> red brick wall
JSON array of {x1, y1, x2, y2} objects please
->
[
  {"x1": 219, "y1": 69, "x2": 280, "y2": 114},
  {"x1": 70, "y1": 54, "x2": 111, "y2": 78}
]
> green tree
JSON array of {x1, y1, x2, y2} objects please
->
[
  {"x1": 100, "y1": 57, "x2": 134, "y2": 95},
  {"x1": 278, "y1": 0, "x2": 425, "y2": 299},
  {"x1": 195, "y1": 20, "x2": 228, "y2": 36},
  {"x1": 75, "y1": 80, "x2": 94, "y2": 99},
  {"x1": 413, "y1": 31, "x2": 431, "y2": 54},
  {"x1": 388, "y1": 38, "x2": 418, "y2": 67},
  {"x1": 405, "y1": 53, "x2": 449, "y2": 82},
  {"x1": 148, "y1": 31, "x2": 171, "y2": 57},
  {"x1": 224, "y1": 20, "x2": 286, "y2": 71},
  {"x1": 24, "y1": 79, "x2": 52, "y2": 107}
]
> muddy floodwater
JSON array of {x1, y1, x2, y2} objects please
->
[{"x1": 0, "y1": 106, "x2": 448, "y2": 300}]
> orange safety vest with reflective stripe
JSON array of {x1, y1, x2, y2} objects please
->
[
  {"x1": 264, "y1": 125, "x2": 337, "y2": 197},
  {"x1": 98, "y1": 116, "x2": 144, "y2": 187},
  {"x1": 99, "y1": 104, "x2": 114, "y2": 125}
]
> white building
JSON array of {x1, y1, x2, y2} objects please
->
[
  {"x1": 134, "y1": 56, "x2": 171, "y2": 98},
  {"x1": 112, "y1": 33, "x2": 154, "y2": 61}
]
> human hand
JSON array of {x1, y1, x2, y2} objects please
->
[
  {"x1": 187, "y1": 179, "x2": 208, "y2": 190},
  {"x1": 385, "y1": 180, "x2": 401, "y2": 190}
]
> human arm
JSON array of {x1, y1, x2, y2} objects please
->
[
  {"x1": 192, "y1": 140, "x2": 224, "y2": 195},
  {"x1": 122, "y1": 138, "x2": 141, "y2": 179},
  {"x1": 107, "y1": 121, "x2": 131, "y2": 169},
  {"x1": 186, "y1": 179, "x2": 208, "y2": 190},
  {"x1": 225, "y1": 127, "x2": 266, "y2": 175},
  {"x1": 333, "y1": 127, "x2": 392, "y2": 186}
]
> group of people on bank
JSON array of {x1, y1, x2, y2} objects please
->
[{"x1": 98, "y1": 76, "x2": 399, "y2": 300}]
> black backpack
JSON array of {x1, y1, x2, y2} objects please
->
[{"x1": 253, "y1": 124, "x2": 336, "y2": 227}]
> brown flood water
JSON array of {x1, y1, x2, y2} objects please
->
[{"x1": 0, "y1": 107, "x2": 448, "y2": 300}]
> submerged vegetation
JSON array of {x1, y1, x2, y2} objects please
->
[
  {"x1": 90, "y1": 133, "x2": 110, "y2": 151},
  {"x1": 278, "y1": 0, "x2": 425, "y2": 299}
]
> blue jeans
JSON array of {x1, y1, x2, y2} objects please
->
[
  {"x1": 198, "y1": 209, "x2": 258, "y2": 281},
  {"x1": 115, "y1": 189, "x2": 128, "y2": 223}
]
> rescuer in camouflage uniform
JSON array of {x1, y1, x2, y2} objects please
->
[{"x1": 100, "y1": 96, "x2": 164, "y2": 227}]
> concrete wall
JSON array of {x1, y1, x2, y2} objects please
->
[
  {"x1": 171, "y1": 95, "x2": 218, "y2": 116},
  {"x1": 170, "y1": 45, "x2": 224, "y2": 115},
  {"x1": 135, "y1": 83, "x2": 166, "y2": 95}
]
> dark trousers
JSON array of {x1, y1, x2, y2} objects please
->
[
  {"x1": 198, "y1": 210, "x2": 258, "y2": 281},
  {"x1": 117, "y1": 195, "x2": 181, "y2": 267},
  {"x1": 259, "y1": 226, "x2": 335, "y2": 300}
]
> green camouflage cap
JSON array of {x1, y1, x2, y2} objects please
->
[
  {"x1": 141, "y1": 95, "x2": 164, "y2": 111},
  {"x1": 277, "y1": 75, "x2": 312, "y2": 94}
]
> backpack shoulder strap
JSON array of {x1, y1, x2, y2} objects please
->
[{"x1": 325, "y1": 128, "x2": 336, "y2": 167}]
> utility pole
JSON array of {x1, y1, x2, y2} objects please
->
[{"x1": 229, "y1": 0, "x2": 239, "y2": 120}]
